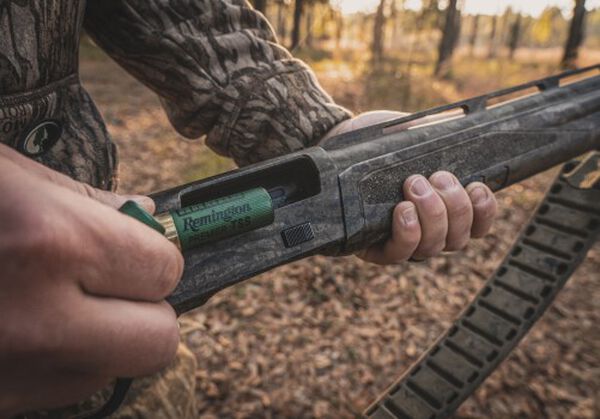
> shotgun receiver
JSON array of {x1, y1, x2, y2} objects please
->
[{"x1": 98, "y1": 65, "x2": 600, "y2": 418}]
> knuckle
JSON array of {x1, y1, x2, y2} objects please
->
[
  {"x1": 450, "y1": 199, "x2": 473, "y2": 220},
  {"x1": 11, "y1": 211, "x2": 60, "y2": 263},
  {"x1": 428, "y1": 202, "x2": 447, "y2": 221},
  {"x1": 75, "y1": 182, "x2": 97, "y2": 200}
]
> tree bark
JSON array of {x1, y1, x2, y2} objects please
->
[
  {"x1": 561, "y1": 0, "x2": 586, "y2": 69},
  {"x1": 277, "y1": 0, "x2": 287, "y2": 42},
  {"x1": 305, "y1": 3, "x2": 314, "y2": 47},
  {"x1": 469, "y1": 14, "x2": 479, "y2": 56},
  {"x1": 291, "y1": 0, "x2": 304, "y2": 49},
  {"x1": 487, "y1": 14, "x2": 498, "y2": 58},
  {"x1": 372, "y1": 0, "x2": 387, "y2": 63},
  {"x1": 390, "y1": 0, "x2": 401, "y2": 46},
  {"x1": 434, "y1": 0, "x2": 460, "y2": 77},
  {"x1": 507, "y1": 13, "x2": 521, "y2": 60},
  {"x1": 335, "y1": 12, "x2": 344, "y2": 49}
]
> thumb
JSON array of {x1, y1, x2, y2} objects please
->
[{"x1": 0, "y1": 143, "x2": 155, "y2": 213}]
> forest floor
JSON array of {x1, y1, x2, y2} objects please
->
[{"x1": 80, "y1": 45, "x2": 599, "y2": 418}]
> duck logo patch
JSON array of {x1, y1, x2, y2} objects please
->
[{"x1": 19, "y1": 120, "x2": 62, "y2": 157}]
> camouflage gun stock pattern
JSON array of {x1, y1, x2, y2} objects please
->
[{"x1": 99, "y1": 65, "x2": 600, "y2": 419}]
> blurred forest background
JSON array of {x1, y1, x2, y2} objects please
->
[
  {"x1": 80, "y1": 0, "x2": 599, "y2": 418},
  {"x1": 245, "y1": 0, "x2": 600, "y2": 113}
]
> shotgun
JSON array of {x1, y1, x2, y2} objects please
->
[{"x1": 94, "y1": 65, "x2": 600, "y2": 418}]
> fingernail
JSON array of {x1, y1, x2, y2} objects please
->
[
  {"x1": 410, "y1": 177, "x2": 431, "y2": 197},
  {"x1": 470, "y1": 187, "x2": 488, "y2": 205},
  {"x1": 401, "y1": 206, "x2": 418, "y2": 225},
  {"x1": 431, "y1": 173, "x2": 455, "y2": 191}
]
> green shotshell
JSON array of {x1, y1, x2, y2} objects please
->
[
  {"x1": 119, "y1": 200, "x2": 166, "y2": 235},
  {"x1": 170, "y1": 187, "x2": 274, "y2": 251}
]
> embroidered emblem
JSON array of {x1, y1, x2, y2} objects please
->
[{"x1": 19, "y1": 120, "x2": 62, "y2": 156}]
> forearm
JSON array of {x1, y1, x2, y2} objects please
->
[{"x1": 84, "y1": 0, "x2": 351, "y2": 166}]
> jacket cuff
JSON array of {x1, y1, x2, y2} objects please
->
[{"x1": 198, "y1": 60, "x2": 352, "y2": 167}]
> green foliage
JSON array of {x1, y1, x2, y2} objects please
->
[{"x1": 530, "y1": 7, "x2": 567, "y2": 47}]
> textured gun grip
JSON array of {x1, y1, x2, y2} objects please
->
[{"x1": 364, "y1": 159, "x2": 600, "y2": 419}]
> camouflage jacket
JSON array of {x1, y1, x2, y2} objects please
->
[{"x1": 0, "y1": 0, "x2": 351, "y2": 190}]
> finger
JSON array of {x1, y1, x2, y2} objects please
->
[
  {"x1": 359, "y1": 202, "x2": 421, "y2": 265},
  {"x1": 404, "y1": 175, "x2": 448, "y2": 259},
  {"x1": 0, "y1": 143, "x2": 154, "y2": 212},
  {"x1": 467, "y1": 182, "x2": 498, "y2": 238},
  {"x1": 58, "y1": 187, "x2": 183, "y2": 301},
  {"x1": 61, "y1": 299, "x2": 179, "y2": 377},
  {"x1": 429, "y1": 171, "x2": 473, "y2": 251}
]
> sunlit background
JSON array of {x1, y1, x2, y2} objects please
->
[{"x1": 334, "y1": 0, "x2": 600, "y2": 16}]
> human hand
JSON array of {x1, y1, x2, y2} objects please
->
[
  {"x1": 0, "y1": 145, "x2": 183, "y2": 415},
  {"x1": 324, "y1": 111, "x2": 498, "y2": 264}
]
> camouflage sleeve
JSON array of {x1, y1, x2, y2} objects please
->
[{"x1": 83, "y1": 0, "x2": 352, "y2": 166}]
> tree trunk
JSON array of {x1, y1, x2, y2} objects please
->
[
  {"x1": 469, "y1": 15, "x2": 479, "y2": 56},
  {"x1": 487, "y1": 15, "x2": 498, "y2": 58},
  {"x1": 291, "y1": 0, "x2": 304, "y2": 50},
  {"x1": 336, "y1": 13, "x2": 344, "y2": 49},
  {"x1": 372, "y1": 0, "x2": 387, "y2": 63},
  {"x1": 561, "y1": 0, "x2": 586, "y2": 69},
  {"x1": 434, "y1": 0, "x2": 460, "y2": 77},
  {"x1": 252, "y1": 0, "x2": 267, "y2": 14},
  {"x1": 507, "y1": 14, "x2": 521, "y2": 60},
  {"x1": 277, "y1": 0, "x2": 287, "y2": 42},
  {"x1": 305, "y1": 3, "x2": 314, "y2": 47},
  {"x1": 390, "y1": 0, "x2": 402, "y2": 47}
]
